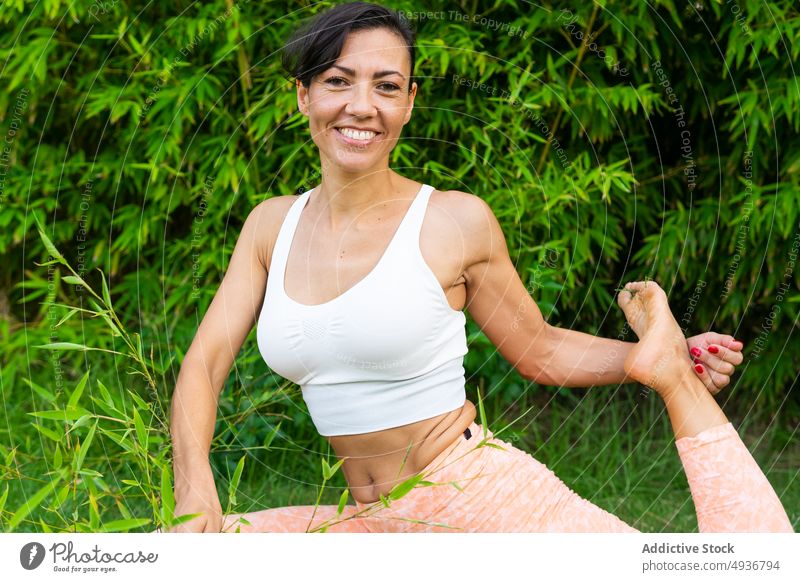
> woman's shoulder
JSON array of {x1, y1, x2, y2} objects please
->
[
  {"x1": 249, "y1": 192, "x2": 302, "y2": 226},
  {"x1": 246, "y1": 193, "x2": 302, "y2": 272},
  {"x1": 429, "y1": 188, "x2": 497, "y2": 232},
  {"x1": 426, "y1": 188, "x2": 500, "y2": 268}
]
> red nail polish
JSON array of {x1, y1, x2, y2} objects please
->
[
  {"x1": 693, "y1": 358, "x2": 700, "y2": 364},
  {"x1": 695, "y1": 364, "x2": 704, "y2": 373},
  {"x1": 690, "y1": 347, "x2": 701, "y2": 357},
  {"x1": 708, "y1": 345, "x2": 719, "y2": 354}
]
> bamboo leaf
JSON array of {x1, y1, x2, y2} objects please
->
[
  {"x1": 89, "y1": 491, "x2": 100, "y2": 530},
  {"x1": 74, "y1": 420, "x2": 98, "y2": 472},
  {"x1": 0, "y1": 484, "x2": 8, "y2": 517},
  {"x1": 133, "y1": 408, "x2": 148, "y2": 450},
  {"x1": 32, "y1": 214, "x2": 66, "y2": 264},
  {"x1": 171, "y1": 512, "x2": 203, "y2": 527},
  {"x1": 328, "y1": 458, "x2": 345, "y2": 478},
  {"x1": 28, "y1": 409, "x2": 89, "y2": 421},
  {"x1": 388, "y1": 473, "x2": 424, "y2": 501},
  {"x1": 62, "y1": 275, "x2": 85, "y2": 286},
  {"x1": 67, "y1": 369, "x2": 91, "y2": 410},
  {"x1": 8, "y1": 472, "x2": 64, "y2": 530},
  {"x1": 105, "y1": 429, "x2": 136, "y2": 453},
  {"x1": 55, "y1": 308, "x2": 80, "y2": 328},
  {"x1": 160, "y1": 465, "x2": 175, "y2": 523},
  {"x1": 100, "y1": 518, "x2": 151, "y2": 532},
  {"x1": 21, "y1": 378, "x2": 55, "y2": 403},
  {"x1": 336, "y1": 489, "x2": 349, "y2": 515},
  {"x1": 477, "y1": 442, "x2": 508, "y2": 451},
  {"x1": 32, "y1": 423, "x2": 62, "y2": 443},
  {"x1": 321, "y1": 457, "x2": 332, "y2": 481},
  {"x1": 477, "y1": 386, "x2": 489, "y2": 440},
  {"x1": 96, "y1": 379, "x2": 118, "y2": 410},
  {"x1": 34, "y1": 342, "x2": 89, "y2": 351},
  {"x1": 54, "y1": 484, "x2": 70, "y2": 509},
  {"x1": 98, "y1": 268, "x2": 113, "y2": 310},
  {"x1": 228, "y1": 455, "x2": 246, "y2": 507},
  {"x1": 262, "y1": 421, "x2": 281, "y2": 450}
]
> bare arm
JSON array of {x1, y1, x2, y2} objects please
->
[
  {"x1": 170, "y1": 198, "x2": 277, "y2": 531},
  {"x1": 533, "y1": 326, "x2": 635, "y2": 387},
  {"x1": 460, "y1": 192, "x2": 742, "y2": 389}
]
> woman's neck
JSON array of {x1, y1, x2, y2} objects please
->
[{"x1": 312, "y1": 166, "x2": 405, "y2": 231}]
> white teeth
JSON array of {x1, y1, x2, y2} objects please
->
[{"x1": 337, "y1": 127, "x2": 377, "y2": 141}]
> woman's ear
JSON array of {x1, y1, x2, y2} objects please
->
[
  {"x1": 296, "y1": 78, "x2": 309, "y2": 117},
  {"x1": 402, "y1": 80, "x2": 417, "y2": 126}
]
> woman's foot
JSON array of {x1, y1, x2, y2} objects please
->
[{"x1": 616, "y1": 280, "x2": 696, "y2": 399}]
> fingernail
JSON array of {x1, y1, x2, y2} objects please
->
[
  {"x1": 695, "y1": 364, "x2": 704, "y2": 374},
  {"x1": 690, "y1": 347, "x2": 702, "y2": 357},
  {"x1": 708, "y1": 345, "x2": 719, "y2": 354},
  {"x1": 693, "y1": 358, "x2": 701, "y2": 364}
]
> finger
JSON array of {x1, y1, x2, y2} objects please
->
[
  {"x1": 693, "y1": 362, "x2": 732, "y2": 394},
  {"x1": 697, "y1": 332, "x2": 726, "y2": 347},
  {"x1": 706, "y1": 333, "x2": 745, "y2": 352},
  {"x1": 691, "y1": 348, "x2": 736, "y2": 375},
  {"x1": 692, "y1": 363, "x2": 723, "y2": 395},
  {"x1": 722, "y1": 338, "x2": 744, "y2": 352},
  {"x1": 706, "y1": 344, "x2": 744, "y2": 366}
]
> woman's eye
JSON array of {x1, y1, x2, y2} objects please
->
[{"x1": 324, "y1": 77, "x2": 399, "y2": 92}]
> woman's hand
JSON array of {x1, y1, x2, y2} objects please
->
[
  {"x1": 686, "y1": 332, "x2": 744, "y2": 395},
  {"x1": 169, "y1": 464, "x2": 223, "y2": 533}
]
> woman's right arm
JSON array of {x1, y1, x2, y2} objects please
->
[{"x1": 169, "y1": 199, "x2": 278, "y2": 532}]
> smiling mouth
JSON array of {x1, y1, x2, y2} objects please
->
[{"x1": 334, "y1": 127, "x2": 382, "y2": 146}]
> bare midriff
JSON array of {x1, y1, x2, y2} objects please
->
[{"x1": 325, "y1": 399, "x2": 477, "y2": 504}]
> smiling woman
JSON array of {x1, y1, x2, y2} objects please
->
[
  {"x1": 280, "y1": 5, "x2": 417, "y2": 176},
  {"x1": 165, "y1": 1, "x2": 792, "y2": 534}
]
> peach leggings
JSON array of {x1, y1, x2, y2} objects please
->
[{"x1": 220, "y1": 421, "x2": 793, "y2": 533}]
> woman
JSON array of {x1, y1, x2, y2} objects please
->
[{"x1": 168, "y1": 3, "x2": 790, "y2": 533}]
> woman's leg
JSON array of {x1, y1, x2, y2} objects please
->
[
  {"x1": 220, "y1": 503, "x2": 371, "y2": 533},
  {"x1": 351, "y1": 421, "x2": 640, "y2": 533},
  {"x1": 617, "y1": 281, "x2": 793, "y2": 532}
]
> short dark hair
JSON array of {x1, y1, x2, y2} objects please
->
[{"x1": 280, "y1": 2, "x2": 416, "y2": 93}]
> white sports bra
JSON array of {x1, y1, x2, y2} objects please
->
[{"x1": 256, "y1": 183, "x2": 469, "y2": 436}]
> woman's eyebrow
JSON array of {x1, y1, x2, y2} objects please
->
[{"x1": 331, "y1": 64, "x2": 406, "y2": 79}]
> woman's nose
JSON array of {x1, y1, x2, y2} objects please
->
[{"x1": 344, "y1": 81, "x2": 376, "y2": 116}]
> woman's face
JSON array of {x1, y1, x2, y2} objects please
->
[{"x1": 297, "y1": 27, "x2": 417, "y2": 174}]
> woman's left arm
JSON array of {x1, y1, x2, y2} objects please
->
[
  {"x1": 459, "y1": 193, "x2": 743, "y2": 393},
  {"x1": 543, "y1": 326, "x2": 743, "y2": 393}
]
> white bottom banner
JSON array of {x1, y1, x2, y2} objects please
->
[{"x1": 2, "y1": 533, "x2": 797, "y2": 581}]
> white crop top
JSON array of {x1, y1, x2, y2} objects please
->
[{"x1": 256, "y1": 183, "x2": 469, "y2": 436}]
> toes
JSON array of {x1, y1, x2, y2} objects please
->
[
  {"x1": 623, "y1": 281, "x2": 646, "y2": 294},
  {"x1": 617, "y1": 288, "x2": 632, "y2": 309},
  {"x1": 623, "y1": 279, "x2": 666, "y2": 300}
]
